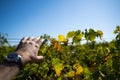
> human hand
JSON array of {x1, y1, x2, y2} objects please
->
[{"x1": 15, "y1": 37, "x2": 45, "y2": 65}]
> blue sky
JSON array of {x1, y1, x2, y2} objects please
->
[{"x1": 0, "y1": 0, "x2": 120, "y2": 44}]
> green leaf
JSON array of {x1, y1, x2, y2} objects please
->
[
  {"x1": 84, "y1": 67, "x2": 92, "y2": 79},
  {"x1": 77, "y1": 34, "x2": 83, "y2": 40},
  {"x1": 66, "y1": 31, "x2": 75, "y2": 38},
  {"x1": 114, "y1": 25, "x2": 120, "y2": 34},
  {"x1": 52, "y1": 58, "x2": 61, "y2": 65},
  {"x1": 113, "y1": 30, "x2": 118, "y2": 34},
  {"x1": 57, "y1": 77, "x2": 62, "y2": 80}
]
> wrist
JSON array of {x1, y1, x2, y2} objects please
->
[
  {"x1": 15, "y1": 51, "x2": 29, "y2": 65},
  {"x1": 2, "y1": 60, "x2": 20, "y2": 70},
  {"x1": 4, "y1": 52, "x2": 23, "y2": 70}
]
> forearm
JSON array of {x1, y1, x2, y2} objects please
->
[{"x1": 0, "y1": 63, "x2": 19, "y2": 80}]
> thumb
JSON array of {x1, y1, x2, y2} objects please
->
[{"x1": 35, "y1": 56, "x2": 45, "y2": 62}]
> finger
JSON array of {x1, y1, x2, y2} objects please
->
[
  {"x1": 27, "y1": 37, "x2": 34, "y2": 41},
  {"x1": 32, "y1": 38, "x2": 38, "y2": 42},
  {"x1": 25, "y1": 37, "x2": 36, "y2": 44},
  {"x1": 36, "y1": 36, "x2": 40, "y2": 40},
  {"x1": 21, "y1": 37, "x2": 28, "y2": 43},
  {"x1": 31, "y1": 37, "x2": 41, "y2": 43},
  {"x1": 27, "y1": 37, "x2": 35, "y2": 44},
  {"x1": 36, "y1": 38, "x2": 45, "y2": 47},
  {"x1": 35, "y1": 56, "x2": 45, "y2": 62},
  {"x1": 25, "y1": 37, "x2": 44, "y2": 48},
  {"x1": 29, "y1": 37, "x2": 34, "y2": 41},
  {"x1": 29, "y1": 41, "x2": 36, "y2": 45}
]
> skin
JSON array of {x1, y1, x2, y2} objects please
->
[{"x1": 0, "y1": 37, "x2": 44, "y2": 80}]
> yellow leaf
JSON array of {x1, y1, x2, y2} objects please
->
[
  {"x1": 54, "y1": 63, "x2": 64, "y2": 77},
  {"x1": 97, "y1": 30, "x2": 103, "y2": 36},
  {"x1": 68, "y1": 70, "x2": 75, "y2": 78},
  {"x1": 73, "y1": 63, "x2": 83, "y2": 75},
  {"x1": 58, "y1": 35, "x2": 66, "y2": 42},
  {"x1": 76, "y1": 66, "x2": 83, "y2": 75}
]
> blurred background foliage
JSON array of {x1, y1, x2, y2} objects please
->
[{"x1": 0, "y1": 26, "x2": 120, "y2": 80}]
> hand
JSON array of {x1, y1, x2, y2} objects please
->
[{"x1": 15, "y1": 37, "x2": 44, "y2": 65}]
